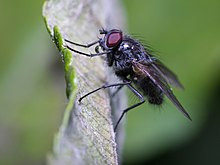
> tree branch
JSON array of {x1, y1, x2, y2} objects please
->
[{"x1": 43, "y1": 0, "x2": 126, "y2": 164}]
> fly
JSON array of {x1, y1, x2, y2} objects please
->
[{"x1": 64, "y1": 29, "x2": 192, "y2": 131}]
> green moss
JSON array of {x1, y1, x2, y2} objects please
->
[
  {"x1": 53, "y1": 26, "x2": 63, "y2": 51},
  {"x1": 52, "y1": 26, "x2": 76, "y2": 99},
  {"x1": 62, "y1": 48, "x2": 76, "y2": 98}
]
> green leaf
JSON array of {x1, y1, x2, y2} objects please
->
[{"x1": 42, "y1": 0, "x2": 126, "y2": 164}]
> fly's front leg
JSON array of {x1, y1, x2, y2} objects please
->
[
  {"x1": 65, "y1": 45, "x2": 111, "y2": 57},
  {"x1": 64, "y1": 38, "x2": 111, "y2": 57},
  {"x1": 64, "y1": 39, "x2": 100, "y2": 48}
]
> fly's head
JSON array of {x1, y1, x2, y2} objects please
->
[
  {"x1": 98, "y1": 29, "x2": 123, "y2": 51},
  {"x1": 94, "y1": 29, "x2": 123, "y2": 67}
]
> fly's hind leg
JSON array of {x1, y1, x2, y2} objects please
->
[{"x1": 114, "y1": 84, "x2": 145, "y2": 132}]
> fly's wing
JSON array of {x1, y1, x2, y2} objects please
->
[
  {"x1": 151, "y1": 60, "x2": 184, "y2": 89},
  {"x1": 132, "y1": 61, "x2": 191, "y2": 120}
]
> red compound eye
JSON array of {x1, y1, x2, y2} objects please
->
[{"x1": 106, "y1": 31, "x2": 122, "y2": 48}]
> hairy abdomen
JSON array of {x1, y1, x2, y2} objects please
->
[{"x1": 134, "y1": 77, "x2": 164, "y2": 105}]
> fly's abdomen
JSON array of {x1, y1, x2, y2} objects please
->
[{"x1": 135, "y1": 77, "x2": 164, "y2": 105}]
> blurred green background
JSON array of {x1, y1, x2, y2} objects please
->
[{"x1": 0, "y1": 0, "x2": 220, "y2": 165}]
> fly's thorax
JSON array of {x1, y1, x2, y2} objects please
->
[
  {"x1": 113, "y1": 57, "x2": 133, "y2": 78},
  {"x1": 117, "y1": 41, "x2": 133, "y2": 56},
  {"x1": 119, "y1": 38, "x2": 149, "y2": 62},
  {"x1": 112, "y1": 51, "x2": 133, "y2": 78},
  {"x1": 111, "y1": 41, "x2": 133, "y2": 68},
  {"x1": 112, "y1": 40, "x2": 144, "y2": 78}
]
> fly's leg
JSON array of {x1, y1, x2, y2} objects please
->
[
  {"x1": 65, "y1": 39, "x2": 99, "y2": 48},
  {"x1": 79, "y1": 81, "x2": 131, "y2": 102},
  {"x1": 114, "y1": 84, "x2": 145, "y2": 132},
  {"x1": 64, "y1": 39, "x2": 111, "y2": 57},
  {"x1": 65, "y1": 45, "x2": 111, "y2": 57}
]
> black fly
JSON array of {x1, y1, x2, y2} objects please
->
[{"x1": 65, "y1": 29, "x2": 191, "y2": 131}]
